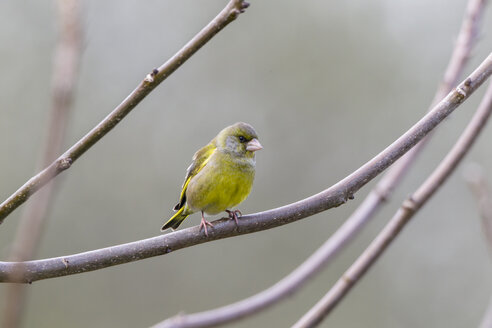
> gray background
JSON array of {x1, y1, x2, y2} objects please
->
[{"x1": 1, "y1": 0, "x2": 492, "y2": 327}]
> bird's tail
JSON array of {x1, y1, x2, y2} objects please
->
[{"x1": 161, "y1": 206, "x2": 189, "y2": 231}]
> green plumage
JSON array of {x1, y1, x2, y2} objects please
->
[{"x1": 161, "y1": 122, "x2": 262, "y2": 234}]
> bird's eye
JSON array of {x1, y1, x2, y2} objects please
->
[{"x1": 238, "y1": 136, "x2": 247, "y2": 143}]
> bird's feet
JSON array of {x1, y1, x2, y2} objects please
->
[
  {"x1": 225, "y1": 209, "x2": 242, "y2": 226},
  {"x1": 199, "y1": 213, "x2": 214, "y2": 237}
]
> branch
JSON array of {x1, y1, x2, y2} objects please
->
[
  {"x1": 148, "y1": 3, "x2": 488, "y2": 325},
  {"x1": 292, "y1": 81, "x2": 492, "y2": 328},
  {"x1": 1, "y1": 53, "x2": 491, "y2": 286},
  {"x1": 0, "y1": 0, "x2": 250, "y2": 225},
  {"x1": 374, "y1": 0, "x2": 485, "y2": 200},
  {"x1": 2, "y1": 1, "x2": 82, "y2": 327},
  {"x1": 331, "y1": 0, "x2": 486, "y2": 267}
]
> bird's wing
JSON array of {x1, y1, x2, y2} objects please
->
[{"x1": 173, "y1": 140, "x2": 216, "y2": 210}]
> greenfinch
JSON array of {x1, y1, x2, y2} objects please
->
[{"x1": 161, "y1": 122, "x2": 263, "y2": 236}]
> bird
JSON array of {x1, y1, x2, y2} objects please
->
[{"x1": 161, "y1": 122, "x2": 263, "y2": 236}]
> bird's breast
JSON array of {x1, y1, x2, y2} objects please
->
[{"x1": 185, "y1": 154, "x2": 255, "y2": 215}]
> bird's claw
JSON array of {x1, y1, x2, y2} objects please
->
[
  {"x1": 199, "y1": 217, "x2": 214, "y2": 237},
  {"x1": 225, "y1": 209, "x2": 242, "y2": 226}
]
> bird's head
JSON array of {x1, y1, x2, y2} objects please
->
[{"x1": 216, "y1": 122, "x2": 263, "y2": 158}]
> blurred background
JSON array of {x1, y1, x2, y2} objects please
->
[{"x1": 1, "y1": 0, "x2": 492, "y2": 327}]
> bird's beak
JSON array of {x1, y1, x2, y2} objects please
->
[{"x1": 246, "y1": 138, "x2": 263, "y2": 152}]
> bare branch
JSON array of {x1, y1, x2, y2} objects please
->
[
  {"x1": 334, "y1": 0, "x2": 487, "y2": 267},
  {"x1": 144, "y1": 3, "x2": 488, "y2": 326},
  {"x1": 11, "y1": 0, "x2": 82, "y2": 262},
  {"x1": 2, "y1": 1, "x2": 83, "y2": 327},
  {"x1": 376, "y1": 0, "x2": 485, "y2": 197},
  {"x1": 292, "y1": 81, "x2": 492, "y2": 328},
  {"x1": 441, "y1": 0, "x2": 485, "y2": 95},
  {"x1": 0, "y1": 53, "x2": 490, "y2": 286},
  {"x1": 0, "y1": 0, "x2": 250, "y2": 225}
]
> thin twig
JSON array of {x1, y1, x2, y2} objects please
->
[
  {"x1": 2, "y1": 1, "x2": 82, "y2": 327},
  {"x1": 0, "y1": 0, "x2": 250, "y2": 225},
  {"x1": 463, "y1": 164, "x2": 492, "y2": 328},
  {"x1": 292, "y1": 81, "x2": 492, "y2": 328},
  {"x1": 1, "y1": 53, "x2": 490, "y2": 286}
]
